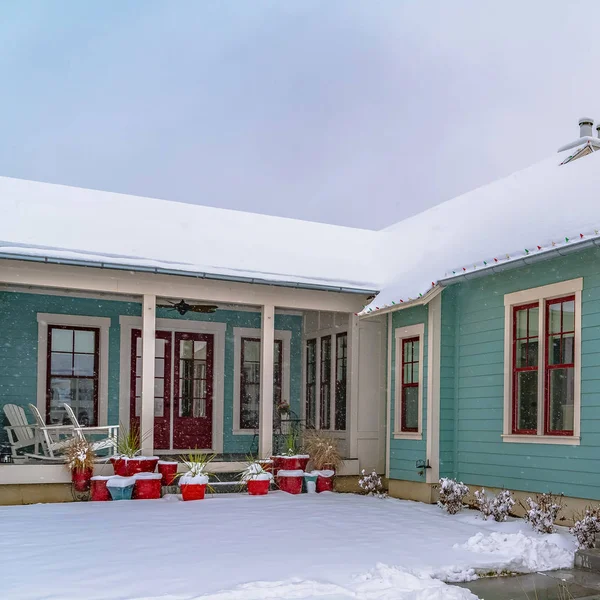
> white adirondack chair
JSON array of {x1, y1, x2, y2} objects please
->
[
  {"x1": 3, "y1": 404, "x2": 40, "y2": 458},
  {"x1": 62, "y1": 403, "x2": 118, "y2": 456},
  {"x1": 27, "y1": 403, "x2": 76, "y2": 460}
]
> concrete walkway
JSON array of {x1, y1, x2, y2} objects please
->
[{"x1": 453, "y1": 569, "x2": 600, "y2": 599}]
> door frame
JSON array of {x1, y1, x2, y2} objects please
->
[{"x1": 119, "y1": 316, "x2": 226, "y2": 453}]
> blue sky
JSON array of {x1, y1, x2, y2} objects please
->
[{"x1": 1, "y1": 1, "x2": 599, "y2": 229}]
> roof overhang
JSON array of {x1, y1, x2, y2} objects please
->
[{"x1": 359, "y1": 285, "x2": 443, "y2": 318}]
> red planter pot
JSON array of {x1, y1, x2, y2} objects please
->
[
  {"x1": 110, "y1": 457, "x2": 159, "y2": 476},
  {"x1": 297, "y1": 456, "x2": 310, "y2": 471},
  {"x1": 247, "y1": 478, "x2": 270, "y2": 496},
  {"x1": 110, "y1": 457, "x2": 128, "y2": 477},
  {"x1": 277, "y1": 456, "x2": 310, "y2": 471},
  {"x1": 157, "y1": 461, "x2": 178, "y2": 486},
  {"x1": 180, "y1": 483, "x2": 207, "y2": 501},
  {"x1": 277, "y1": 472, "x2": 303, "y2": 495},
  {"x1": 133, "y1": 474, "x2": 162, "y2": 500},
  {"x1": 90, "y1": 477, "x2": 112, "y2": 501},
  {"x1": 316, "y1": 471, "x2": 335, "y2": 493},
  {"x1": 72, "y1": 467, "x2": 93, "y2": 492}
]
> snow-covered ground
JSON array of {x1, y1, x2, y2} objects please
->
[{"x1": 1, "y1": 493, "x2": 576, "y2": 600}]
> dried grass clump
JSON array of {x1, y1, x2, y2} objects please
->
[
  {"x1": 304, "y1": 431, "x2": 343, "y2": 470},
  {"x1": 65, "y1": 437, "x2": 95, "y2": 472}
]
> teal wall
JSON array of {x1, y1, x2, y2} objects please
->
[
  {"x1": 445, "y1": 246, "x2": 600, "y2": 500},
  {"x1": 0, "y1": 291, "x2": 302, "y2": 454},
  {"x1": 389, "y1": 304, "x2": 428, "y2": 482}
]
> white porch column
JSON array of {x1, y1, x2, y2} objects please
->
[
  {"x1": 140, "y1": 294, "x2": 156, "y2": 456},
  {"x1": 259, "y1": 304, "x2": 275, "y2": 458},
  {"x1": 347, "y1": 313, "x2": 360, "y2": 459}
]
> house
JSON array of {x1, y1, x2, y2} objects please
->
[{"x1": 2, "y1": 118, "x2": 600, "y2": 512}]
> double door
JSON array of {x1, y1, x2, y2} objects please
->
[{"x1": 130, "y1": 330, "x2": 213, "y2": 449}]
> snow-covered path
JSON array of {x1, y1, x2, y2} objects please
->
[{"x1": 0, "y1": 493, "x2": 576, "y2": 600}]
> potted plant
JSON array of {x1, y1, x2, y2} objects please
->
[
  {"x1": 64, "y1": 437, "x2": 95, "y2": 492},
  {"x1": 276, "y1": 430, "x2": 309, "y2": 471},
  {"x1": 240, "y1": 459, "x2": 273, "y2": 496},
  {"x1": 157, "y1": 459, "x2": 179, "y2": 486},
  {"x1": 304, "y1": 432, "x2": 343, "y2": 493},
  {"x1": 178, "y1": 452, "x2": 215, "y2": 501},
  {"x1": 111, "y1": 426, "x2": 158, "y2": 476}
]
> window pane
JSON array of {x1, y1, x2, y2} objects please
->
[
  {"x1": 154, "y1": 398, "x2": 164, "y2": 418},
  {"x1": 320, "y1": 337, "x2": 332, "y2": 430},
  {"x1": 244, "y1": 340, "x2": 260, "y2": 362},
  {"x1": 305, "y1": 339, "x2": 317, "y2": 429},
  {"x1": 412, "y1": 362, "x2": 419, "y2": 384},
  {"x1": 51, "y1": 353, "x2": 72, "y2": 375},
  {"x1": 403, "y1": 386, "x2": 418, "y2": 430},
  {"x1": 517, "y1": 339, "x2": 538, "y2": 368},
  {"x1": 528, "y1": 308, "x2": 539, "y2": 337},
  {"x1": 74, "y1": 330, "x2": 95, "y2": 353},
  {"x1": 51, "y1": 329, "x2": 73, "y2": 352},
  {"x1": 403, "y1": 363, "x2": 412, "y2": 384},
  {"x1": 516, "y1": 309, "x2": 528, "y2": 338},
  {"x1": 516, "y1": 371, "x2": 537, "y2": 431},
  {"x1": 180, "y1": 340, "x2": 193, "y2": 359},
  {"x1": 155, "y1": 358, "x2": 165, "y2": 378},
  {"x1": 548, "y1": 367, "x2": 574, "y2": 432},
  {"x1": 194, "y1": 341, "x2": 207, "y2": 359},
  {"x1": 563, "y1": 334, "x2": 574, "y2": 365},
  {"x1": 548, "y1": 335, "x2": 562, "y2": 366},
  {"x1": 49, "y1": 378, "x2": 95, "y2": 426},
  {"x1": 155, "y1": 339, "x2": 166, "y2": 359},
  {"x1": 563, "y1": 301, "x2": 575, "y2": 332},
  {"x1": 549, "y1": 303, "x2": 562, "y2": 334},
  {"x1": 74, "y1": 353, "x2": 95, "y2": 376}
]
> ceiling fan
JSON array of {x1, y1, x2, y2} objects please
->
[{"x1": 157, "y1": 299, "x2": 218, "y2": 316}]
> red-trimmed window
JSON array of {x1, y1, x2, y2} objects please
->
[
  {"x1": 401, "y1": 337, "x2": 419, "y2": 432},
  {"x1": 305, "y1": 339, "x2": 317, "y2": 428},
  {"x1": 46, "y1": 326, "x2": 99, "y2": 426},
  {"x1": 240, "y1": 338, "x2": 283, "y2": 430},
  {"x1": 545, "y1": 296, "x2": 575, "y2": 435},
  {"x1": 512, "y1": 303, "x2": 539, "y2": 434}
]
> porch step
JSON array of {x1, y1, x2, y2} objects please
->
[{"x1": 575, "y1": 548, "x2": 600, "y2": 572}]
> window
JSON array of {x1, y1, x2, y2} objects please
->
[
  {"x1": 305, "y1": 339, "x2": 317, "y2": 428},
  {"x1": 320, "y1": 337, "x2": 332, "y2": 429},
  {"x1": 400, "y1": 337, "x2": 419, "y2": 432},
  {"x1": 239, "y1": 337, "x2": 283, "y2": 430},
  {"x1": 47, "y1": 326, "x2": 99, "y2": 425},
  {"x1": 503, "y1": 278, "x2": 582, "y2": 445},
  {"x1": 335, "y1": 333, "x2": 347, "y2": 431},
  {"x1": 394, "y1": 324, "x2": 424, "y2": 439},
  {"x1": 305, "y1": 332, "x2": 348, "y2": 431}
]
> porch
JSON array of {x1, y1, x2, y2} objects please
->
[{"x1": 0, "y1": 259, "x2": 386, "y2": 491}]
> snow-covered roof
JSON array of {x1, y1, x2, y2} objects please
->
[
  {"x1": 361, "y1": 147, "x2": 600, "y2": 314},
  {"x1": 0, "y1": 176, "x2": 384, "y2": 293}
]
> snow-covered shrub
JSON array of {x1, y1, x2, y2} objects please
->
[
  {"x1": 571, "y1": 508, "x2": 600, "y2": 549},
  {"x1": 522, "y1": 493, "x2": 563, "y2": 534},
  {"x1": 491, "y1": 489, "x2": 515, "y2": 522},
  {"x1": 474, "y1": 488, "x2": 494, "y2": 519},
  {"x1": 358, "y1": 470, "x2": 387, "y2": 498},
  {"x1": 438, "y1": 478, "x2": 469, "y2": 515}
]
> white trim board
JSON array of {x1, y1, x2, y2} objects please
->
[
  {"x1": 232, "y1": 326, "x2": 292, "y2": 435},
  {"x1": 502, "y1": 277, "x2": 582, "y2": 446},
  {"x1": 425, "y1": 293, "x2": 441, "y2": 484},
  {"x1": 36, "y1": 313, "x2": 111, "y2": 426},
  {"x1": 118, "y1": 315, "x2": 226, "y2": 453}
]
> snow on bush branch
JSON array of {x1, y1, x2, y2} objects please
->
[
  {"x1": 437, "y1": 478, "x2": 469, "y2": 515},
  {"x1": 358, "y1": 470, "x2": 387, "y2": 498},
  {"x1": 474, "y1": 488, "x2": 515, "y2": 522},
  {"x1": 571, "y1": 507, "x2": 600, "y2": 549},
  {"x1": 522, "y1": 493, "x2": 564, "y2": 534}
]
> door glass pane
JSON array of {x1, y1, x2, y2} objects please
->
[
  {"x1": 517, "y1": 371, "x2": 537, "y2": 431},
  {"x1": 548, "y1": 367, "x2": 574, "y2": 432},
  {"x1": 74, "y1": 330, "x2": 95, "y2": 353},
  {"x1": 403, "y1": 387, "x2": 418, "y2": 430},
  {"x1": 305, "y1": 339, "x2": 317, "y2": 429},
  {"x1": 180, "y1": 340, "x2": 193, "y2": 360},
  {"x1": 320, "y1": 337, "x2": 332, "y2": 430},
  {"x1": 51, "y1": 329, "x2": 73, "y2": 352}
]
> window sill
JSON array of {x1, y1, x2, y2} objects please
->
[
  {"x1": 502, "y1": 434, "x2": 580, "y2": 446},
  {"x1": 393, "y1": 432, "x2": 422, "y2": 441}
]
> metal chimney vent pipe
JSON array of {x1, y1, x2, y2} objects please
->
[{"x1": 579, "y1": 117, "x2": 594, "y2": 137}]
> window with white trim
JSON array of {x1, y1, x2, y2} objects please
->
[
  {"x1": 393, "y1": 324, "x2": 424, "y2": 439},
  {"x1": 503, "y1": 278, "x2": 582, "y2": 444}
]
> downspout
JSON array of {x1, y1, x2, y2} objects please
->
[{"x1": 385, "y1": 312, "x2": 392, "y2": 479}]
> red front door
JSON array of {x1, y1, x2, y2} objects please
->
[
  {"x1": 173, "y1": 332, "x2": 214, "y2": 449},
  {"x1": 130, "y1": 330, "x2": 172, "y2": 449}
]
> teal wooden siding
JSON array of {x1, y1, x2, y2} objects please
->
[
  {"x1": 0, "y1": 291, "x2": 302, "y2": 454},
  {"x1": 389, "y1": 305, "x2": 428, "y2": 482},
  {"x1": 450, "y1": 246, "x2": 600, "y2": 500}
]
